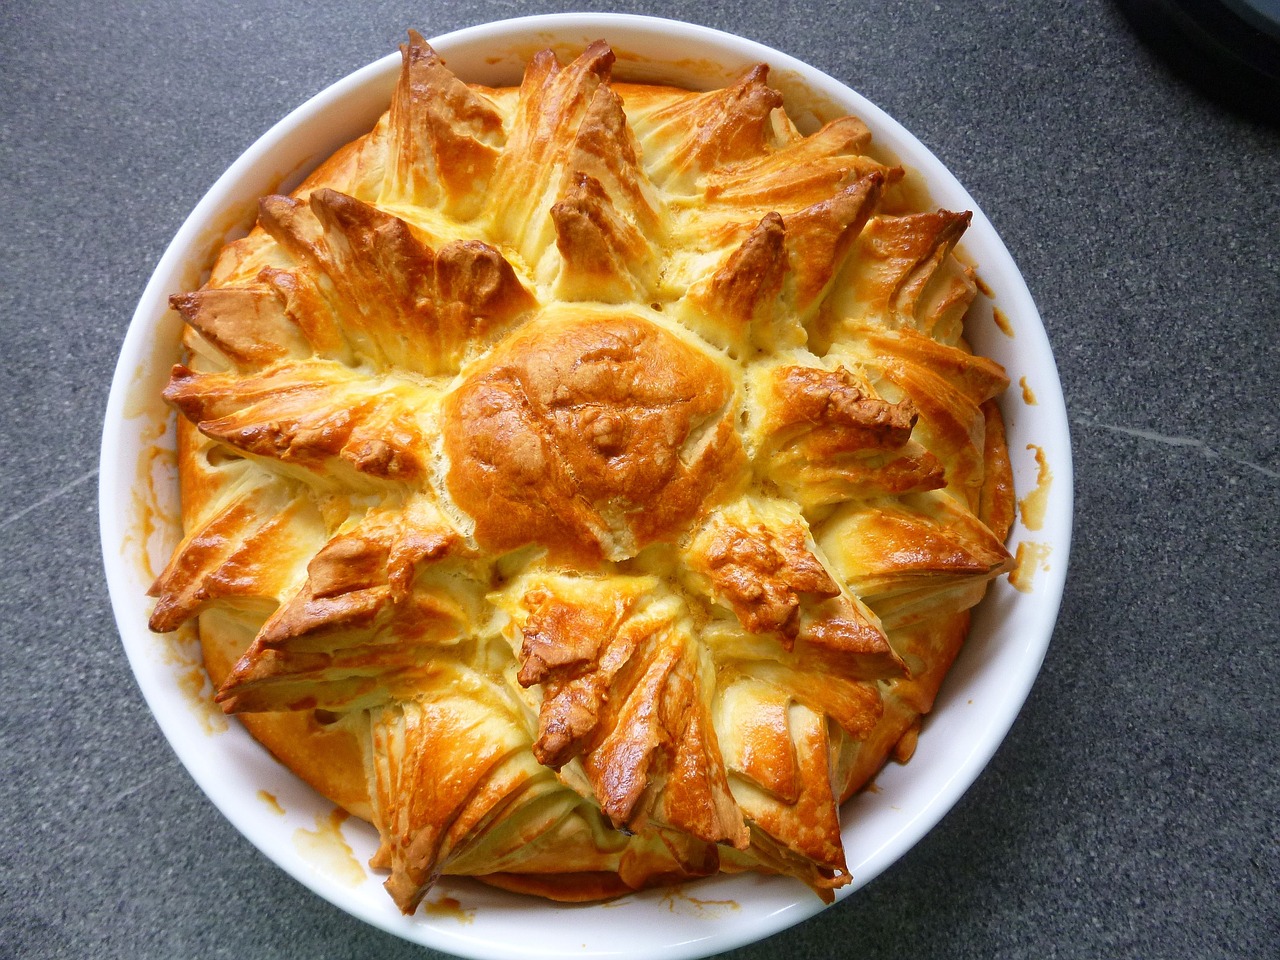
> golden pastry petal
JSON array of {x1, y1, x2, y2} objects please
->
[
  {"x1": 837, "y1": 326, "x2": 1010, "y2": 508},
  {"x1": 979, "y1": 398, "x2": 1017, "y2": 541},
  {"x1": 581, "y1": 612, "x2": 747, "y2": 848},
  {"x1": 627, "y1": 64, "x2": 783, "y2": 191},
  {"x1": 705, "y1": 606, "x2": 900, "y2": 708},
  {"x1": 564, "y1": 83, "x2": 661, "y2": 235},
  {"x1": 215, "y1": 497, "x2": 482, "y2": 713},
  {"x1": 703, "y1": 115, "x2": 889, "y2": 211},
  {"x1": 715, "y1": 680, "x2": 850, "y2": 899},
  {"x1": 757, "y1": 363, "x2": 918, "y2": 453},
  {"x1": 781, "y1": 172, "x2": 884, "y2": 318},
  {"x1": 832, "y1": 611, "x2": 973, "y2": 797},
  {"x1": 752, "y1": 361, "x2": 946, "y2": 507},
  {"x1": 496, "y1": 571, "x2": 748, "y2": 849},
  {"x1": 551, "y1": 172, "x2": 656, "y2": 303},
  {"x1": 497, "y1": 573, "x2": 661, "y2": 766},
  {"x1": 682, "y1": 211, "x2": 793, "y2": 356},
  {"x1": 255, "y1": 264, "x2": 354, "y2": 364},
  {"x1": 381, "y1": 30, "x2": 505, "y2": 217},
  {"x1": 547, "y1": 78, "x2": 665, "y2": 307},
  {"x1": 147, "y1": 473, "x2": 319, "y2": 631},
  {"x1": 865, "y1": 324, "x2": 1010, "y2": 405},
  {"x1": 794, "y1": 591, "x2": 906, "y2": 679},
  {"x1": 489, "y1": 42, "x2": 616, "y2": 265},
  {"x1": 367, "y1": 673, "x2": 558, "y2": 913},
  {"x1": 820, "y1": 209, "x2": 977, "y2": 347},
  {"x1": 818, "y1": 490, "x2": 1014, "y2": 630},
  {"x1": 715, "y1": 679, "x2": 801, "y2": 803},
  {"x1": 684, "y1": 494, "x2": 840, "y2": 639},
  {"x1": 681, "y1": 172, "x2": 882, "y2": 354},
  {"x1": 169, "y1": 287, "x2": 309, "y2": 369},
  {"x1": 162, "y1": 359, "x2": 428, "y2": 485},
  {"x1": 260, "y1": 189, "x2": 534, "y2": 374}
]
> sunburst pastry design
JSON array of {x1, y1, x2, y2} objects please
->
[{"x1": 149, "y1": 32, "x2": 1017, "y2": 913}]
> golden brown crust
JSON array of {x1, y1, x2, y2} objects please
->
[
  {"x1": 442, "y1": 309, "x2": 746, "y2": 563},
  {"x1": 149, "y1": 33, "x2": 1017, "y2": 910}
]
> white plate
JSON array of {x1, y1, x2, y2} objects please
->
[{"x1": 100, "y1": 13, "x2": 1072, "y2": 960}]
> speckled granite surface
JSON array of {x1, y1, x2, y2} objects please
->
[{"x1": 2, "y1": 1, "x2": 1276, "y2": 957}]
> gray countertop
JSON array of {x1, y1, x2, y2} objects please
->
[{"x1": 2, "y1": 1, "x2": 1277, "y2": 957}]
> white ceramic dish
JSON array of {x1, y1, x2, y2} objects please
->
[{"x1": 100, "y1": 13, "x2": 1072, "y2": 960}]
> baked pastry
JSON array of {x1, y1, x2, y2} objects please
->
[{"x1": 148, "y1": 31, "x2": 1016, "y2": 913}]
